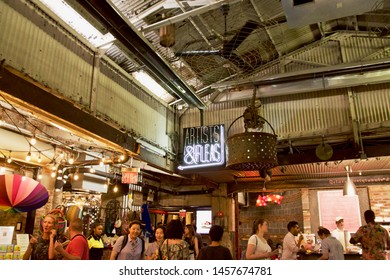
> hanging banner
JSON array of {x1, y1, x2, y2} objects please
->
[
  {"x1": 178, "y1": 124, "x2": 225, "y2": 170},
  {"x1": 132, "y1": 191, "x2": 143, "y2": 206},
  {"x1": 121, "y1": 168, "x2": 140, "y2": 184},
  {"x1": 179, "y1": 209, "x2": 186, "y2": 218}
]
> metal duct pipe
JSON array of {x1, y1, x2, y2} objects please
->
[
  {"x1": 75, "y1": 0, "x2": 205, "y2": 110},
  {"x1": 213, "y1": 57, "x2": 390, "y2": 91}
]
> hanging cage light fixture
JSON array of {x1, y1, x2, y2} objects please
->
[{"x1": 226, "y1": 88, "x2": 278, "y2": 173}]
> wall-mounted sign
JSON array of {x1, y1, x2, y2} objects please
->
[{"x1": 178, "y1": 124, "x2": 225, "y2": 170}]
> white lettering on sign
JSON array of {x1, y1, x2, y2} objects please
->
[{"x1": 179, "y1": 125, "x2": 225, "y2": 170}]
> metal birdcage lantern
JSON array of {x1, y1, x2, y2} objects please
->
[{"x1": 226, "y1": 90, "x2": 278, "y2": 171}]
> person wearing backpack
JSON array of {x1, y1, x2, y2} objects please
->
[
  {"x1": 245, "y1": 219, "x2": 278, "y2": 260},
  {"x1": 55, "y1": 218, "x2": 89, "y2": 260},
  {"x1": 110, "y1": 220, "x2": 145, "y2": 260}
]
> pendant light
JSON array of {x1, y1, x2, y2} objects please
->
[{"x1": 343, "y1": 166, "x2": 357, "y2": 196}]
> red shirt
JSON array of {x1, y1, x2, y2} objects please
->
[{"x1": 66, "y1": 234, "x2": 89, "y2": 260}]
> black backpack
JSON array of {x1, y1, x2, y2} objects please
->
[{"x1": 116, "y1": 235, "x2": 145, "y2": 259}]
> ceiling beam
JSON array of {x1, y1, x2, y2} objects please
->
[
  {"x1": 227, "y1": 173, "x2": 390, "y2": 194},
  {"x1": 73, "y1": 0, "x2": 205, "y2": 110}
]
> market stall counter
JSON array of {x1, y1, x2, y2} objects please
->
[{"x1": 299, "y1": 252, "x2": 362, "y2": 260}]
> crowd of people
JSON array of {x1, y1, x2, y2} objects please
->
[{"x1": 22, "y1": 209, "x2": 389, "y2": 260}]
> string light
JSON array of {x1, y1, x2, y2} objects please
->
[
  {"x1": 30, "y1": 135, "x2": 37, "y2": 145},
  {"x1": 26, "y1": 146, "x2": 31, "y2": 161},
  {"x1": 73, "y1": 169, "x2": 79, "y2": 181},
  {"x1": 7, "y1": 151, "x2": 12, "y2": 164},
  {"x1": 37, "y1": 153, "x2": 42, "y2": 163},
  {"x1": 68, "y1": 153, "x2": 74, "y2": 164}
]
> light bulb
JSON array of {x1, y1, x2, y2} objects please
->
[
  {"x1": 37, "y1": 154, "x2": 42, "y2": 163},
  {"x1": 73, "y1": 173, "x2": 79, "y2": 181},
  {"x1": 7, "y1": 157, "x2": 12, "y2": 164},
  {"x1": 30, "y1": 136, "x2": 37, "y2": 145},
  {"x1": 26, "y1": 152, "x2": 31, "y2": 161},
  {"x1": 68, "y1": 156, "x2": 74, "y2": 164}
]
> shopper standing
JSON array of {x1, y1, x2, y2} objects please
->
[
  {"x1": 317, "y1": 227, "x2": 344, "y2": 260},
  {"x1": 281, "y1": 221, "x2": 304, "y2": 260},
  {"x1": 110, "y1": 220, "x2": 145, "y2": 260},
  {"x1": 55, "y1": 218, "x2": 89, "y2": 260},
  {"x1": 87, "y1": 222, "x2": 104, "y2": 260},
  {"x1": 23, "y1": 214, "x2": 58, "y2": 260},
  {"x1": 246, "y1": 219, "x2": 278, "y2": 260},
  {"x1": 198, "y1": 225, "x2": 232, "y2": 260},
  {"x1": 350, "y1": 210, "x2": 390, "y2": 260}
]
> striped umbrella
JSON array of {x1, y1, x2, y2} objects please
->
[{"x1": 0, "y1": 174, "x2": 49, "y2": 213}]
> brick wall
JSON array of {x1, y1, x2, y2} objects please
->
[
  {"x1": 238, "y1": 189, "x2": 304, "y2": 254},
  {"x1": 368, "y1": 185, "x2": 390, "y2": 221}
]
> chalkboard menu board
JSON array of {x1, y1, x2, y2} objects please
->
[{"x1": 317, "y1": 190, "x2": 361, "y2": 233}]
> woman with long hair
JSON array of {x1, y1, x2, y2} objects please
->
[
  {"x1": 245, "y1": 218, "x2": 278, "y2": 260},
  {"x1": 160, "y1": 219, "x2": 190, "y2": 260},
  {"x1": 183, "y1": 224, "x2": 199, "y2": 259}
]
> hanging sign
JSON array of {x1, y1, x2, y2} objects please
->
[
  {"x1": 132, "y1": 192, "x2": 143, "y2": 206},
  {"x1": 121, "y1": 168, "x2": 140, "y2": 184},
  {"x1": 179, "y1": 209, "x2": 186, "y2": 218},
  {"x1": 178, "y1": 124, "x2": 225, "y2": 170}
]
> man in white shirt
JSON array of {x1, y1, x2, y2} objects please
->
[
  {"x1": 331, "y1": 216, "x2": 351, "y2": 252},
  {"x1": 281, "y1": 221, "x2": 304, "y2": 260}
]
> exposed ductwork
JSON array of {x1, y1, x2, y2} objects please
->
[
  {"x1": 212, "y1": 57, "x2": 390, "y2": 100},
  {"x1": 73, "y1": 0, "x2": 205, "y2": 110}
]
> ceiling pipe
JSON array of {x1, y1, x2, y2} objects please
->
[
  {"x1": 74, "y1": 0, "x2": 205, "y2": 110},
  {"x1": 141, "y1": 0, "x2": 241, "y2": 33},
  {"x1": 213, "y1": 57, "x2": 390, "y2": 92}
]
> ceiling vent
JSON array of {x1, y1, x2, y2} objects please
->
[{"x1": 281, "y1": 0, "x2": 383, "y2": 28}]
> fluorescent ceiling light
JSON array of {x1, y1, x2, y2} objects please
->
[
  {"x1": 39, "y1": 1, "x2": 167, "y2": 101},
  {"x1": 133, "y1": 71, "x2": 168, "y2": 99},
  {"x1": 39, "y1": 0, "x2": 114, "y2": 47}
]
